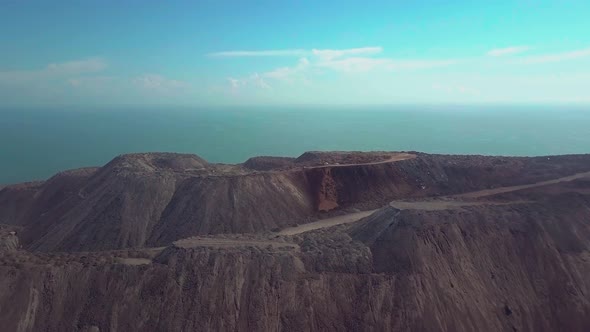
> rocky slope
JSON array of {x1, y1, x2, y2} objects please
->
[
  {"x1": 147, "y1": 171, "x2": 314, "y2": 245},
  {"x1": 349, "y1": 201, "x2": 590, "y2": 331},
  {"x1": 2, "y1": 152, "x2": 590, "y2": 253},
  {"x1": 0, "y1": 226, "x2": 19, "y2": 252},
  {"x1": 1, "y1": 175, "x2": 589, "y2": 331}
]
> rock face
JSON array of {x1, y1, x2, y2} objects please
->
[
  {"x1": 147, "y1": 171, "x2": 315, "y2": 244},
  {"x1": 0, "y1": 151, "x2": 590, "y2": 331},
  {"x1": 16, "y1": 155, "x2": 192, "y2": 252},
  {"x1": 1, "y1": 181, "x2": 589, "y2": 331},
  {"x1": 0, "y1": 232, "x2": 18, "y2": 251},
  {"x1": 307, "y1": 168, "x2": 339, "y2": 211},
  {"x1": 243, "y1": 156, "x2": 296, "y2": 171},
  {"x1": 0, "y1": 181, "x2": 42, "y2": 226},
  {"x1": 2, "y1": 152, "x2": 590, "y2": 252},
  {"x1": 349, "y1": 199, "x2": 590, "y2": 331}
]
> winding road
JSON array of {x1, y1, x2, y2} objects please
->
[
  {"x1": 277, "y1": 170, "x2": 590, "y2": 236},
  {"x1": 169, "y1": 165, "x2": 590, "y2": 250},
  {"x1": 301, "y1": 152, "x2": 416, "y2": 170}
]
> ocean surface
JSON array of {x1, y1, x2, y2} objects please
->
[{"x1": 2, "y1": 105, "x2": 590, "y2": 185}]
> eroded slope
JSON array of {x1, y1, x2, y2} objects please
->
[
  {"x1": 1, "y1": 179, "x2": 590, "y2": 331},
  {"x1": 2, "y1": 151, "x2": 590, "y2": 252}
]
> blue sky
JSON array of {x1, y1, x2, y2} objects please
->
[{"x1": 1, "y1": 0, "x2": 590, "y2": 106}]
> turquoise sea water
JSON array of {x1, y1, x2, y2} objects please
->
[{"x1": 2, "y1": 105, "x2": 590, "y2": 185}]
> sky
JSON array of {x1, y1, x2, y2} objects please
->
[{"x1": 1, "y1": 0, "x2": 590, "y2": 107}]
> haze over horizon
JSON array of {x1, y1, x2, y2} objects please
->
[{"x1": 2, "y1": 0, "x2": 590, "y2": 107}]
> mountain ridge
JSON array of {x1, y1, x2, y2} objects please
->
[
  {"x1": 1, "y1": 151, "x2": 590, "y2": 331},
  {"x1": 2, "y1": 151, "x2": 590, "y2": 252}
]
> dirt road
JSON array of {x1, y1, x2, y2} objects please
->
[
  {"x1": 302, "y1": 153, "x2": 416, "y2": 170},
  {"x1": 174, "y1": 237, "x2": 299, "y2": 250},
  {"x1": 277, "y1": 210, "x2": 377, "y2": 236},
  {"x1": 169, "y1": 169, "x2": 590, "y2": 246},
  {"x1": 456, "y1": 171, "x2": 590, "y2": 198},
  {"x1": 278, "y1": 170, "x2": 590, "y2": 235},
  {"x1": 389, "y1": 200, "x2": 526, "y2": 211}
]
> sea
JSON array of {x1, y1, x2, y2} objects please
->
[{"x1": 2, "y1": 104, "x2": 590, "y2": 185}]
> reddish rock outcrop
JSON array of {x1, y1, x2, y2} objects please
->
[{"x1": 307, "y1": 168, "x2": 339, "y2": 211}]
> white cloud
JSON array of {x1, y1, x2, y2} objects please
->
[
  {"x1": 262, "y1": 67, "x2": 298, "y2": 80},
  {"x1": 208, "y1": 49, "x2": 307, "y2": 57},
  {"x1": 228, "y1": 73, "x2": 271, "y2": 92},
  {"x1": 66, "y1": 74, "x2": 191, "y2": 97},
  {"x1": 218, "y1": 45, "x2": 458, "y2": 88},
  {"x1": 263, "y1": 57, "x2": 310, "y2": 80},
  {"x1": 133, "y1": 74, "x2": 189, "y2": 93},
  {"x1": 517, "y1": 47, "x2": 590, "y2": 64},
  {"x1": 487, "y1": 46, "x2": 530, "y2": 57},
  {"x1": 250, "y1": 73, "x2": 271, "y2": 89},
  {"x1": 316, "y1": 57, "x2": 456, "y2": 73},
  {"x1": 223, "y1": 44, "x2": 590, "y2": 95},
  {"x1": 208, "y1": 46, "x2": 382, "y2": 59},
  {"x1": 46, "y1": 58, "x2": 107, "y2": 73},
  {"x1": 316, "y1": 57, "x2": 390, "y2": 72},
  {"x1": 387, "y1": 59, "x2": 458, "y2": 70},
  {"x1": 0, "y1": 59, "x2": 208, "y2": 105},
  {"x1": 68, "y1": 76, "x2": 115, "y2": 87},
  {"x1": 0, "y1": 58, "x2": 107, "y2": 83},
  {"x1": 311, "y1": 47, "x2": 383, "y2": 60},
  {"x1": 228, "y1": 77, "x2": 242, "y2": 89},
  {"x1": 226, "y1": 48, "x2": 458, "y2": 93},
  {"x1": 227, "y1": 57, "x2": 312, "y2": 91}
]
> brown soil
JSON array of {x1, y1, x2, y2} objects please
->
[
  {"x1": 242, "y1": 156, "x2": 296, "y2": 171},
  {"x1": 3, "y1": 152, "x2": 590, "y2": 252},
  {"x1": 1, "y1": 151, "x2": 590, "y2": 331},
  {"x1": 174, "y1": 236, "x2": 299, "y2": 250},
  {"x1": 457, "y1": 170, "x2": 590, "y2": 198},
  {"x1": 277, "y1": 170, "x2": 590, "y2": 236}
]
